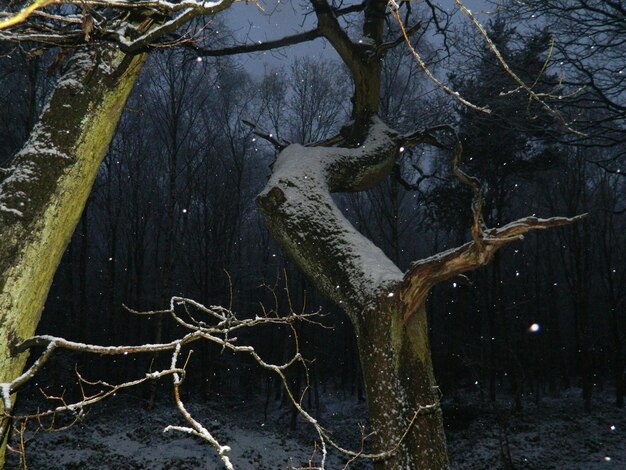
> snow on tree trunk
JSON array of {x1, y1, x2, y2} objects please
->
[
  {"x1": 257, "y1": 117, "x2": 449, "y2": 469},
  {"x1": 0, "y1": 45, "x2": 145, "y2": 465}
]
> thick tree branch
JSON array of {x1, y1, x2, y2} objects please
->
[
  {"x1": 182, "y1": 28, "x2": 322, "y2": 57},
  {"x1": 400, "y1": 215, "x2": 586, "y2": 322},
  {"x1": 257, "y1": 117, "x2": 403, "y2": 315},
  {"x1": 311, "y1": 0, "x2": 358, "y2": 70}
]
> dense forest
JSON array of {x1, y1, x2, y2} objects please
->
[{"x1": 0, "y1": 1, "x2": 624, "y2": 469}]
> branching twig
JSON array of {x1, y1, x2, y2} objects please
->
[
  {"x1": 388, "y1": 0, "x2": 491, "y2": 114},
  {"x1": 1, "y1": 294, "x2": 429, "y2": 468},
  {"x1": 452, "y1": 0, "x2": 586, "y2": 136},
  {"x1": 0, "y1": 0, "x2": 240, "y2": 53}
]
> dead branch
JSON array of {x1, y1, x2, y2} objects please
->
[
  {"x1": 242, "y1": 119, "x2": 290, "y2": 151},
  {"x1": 1, "y1": 293, "x2": 431, "y2": 468},
  {"x1": 395, "y1": 124, "x2": 587, "y2": 321},
  {"x1": 401, "y1": 208, "x2": 585, "y2": 322}
]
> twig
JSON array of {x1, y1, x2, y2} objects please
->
[
  {"x1": 3, "y1": 293, "x2": 422, "y2": 468},
  {"x1": 242, "y1": 119, "x2": 290, "y2": 151},
  {"x1": 388, "y1": 0, "x2": 491, "y2": 114}
]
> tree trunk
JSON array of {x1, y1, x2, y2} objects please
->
[
  {"x1": 357, "y1": 302, "x2": 447, "y2": 468},
  {"x1": 0, "y1": 45, "x2": 145, "y2": 464},
  {"x1": 611, "y1": 309, "x2": 624, "y2": 408},
  {"x1": 257, "y1": 119, "x2": 449, "y2": 468}
]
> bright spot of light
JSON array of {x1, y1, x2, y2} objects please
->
[
  {"x1": 399, "y1": 146, "x2": 405, "y2": 152},
  {"x1": 604, "y1": 456, "x2": 611, "y2": 462},
  {"x1": 387, "y1": 292, "x2": 394, "y2": 298},
  {"x1": 529, "y1": 323, "x2": 540, "y2": 333},
  {"x1": 610, "y1": 425, "x2": 616, "y2": 431},
  {"x1": 196, "y1": 57, "x2": 202, "y2": 62}
]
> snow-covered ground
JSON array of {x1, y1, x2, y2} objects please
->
[
  {"x1": 6, "y1": 387, "x2": 625, "y2": 469},
  {"x1": 446, "y1": 387, "x2": 625, "y2": 469}
]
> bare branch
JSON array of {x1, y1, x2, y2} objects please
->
[
  {"x1": 452, "y1": 0, "x2": 586, "y2": 136},
  {"x1": 0, "y1": 0, "x2": 58, "y2": 31},
  {"x1": 3, "y1": 294, "x2": 428, "y2": 468},
  {"x1": 378, "y1": 20, "x2": 421, "y2": 53},
  {"x1": 0, "y1": 0, "x2": 239, "y2": 52},
  {"x1": 400, "y1": 214, "x2": 586, "y2": 322},
  {"x1": 242, "y1": 119, "x2": 290, "y2": 151},
  {"x1": 388, "y1": 0, "x2": 490, "y2": 113},
  {"x1": 188, "y1": 28, "x2": 321, "y2": 57}
]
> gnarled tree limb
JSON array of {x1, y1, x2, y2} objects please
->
[{"x1": 400, "y1": 214, "x2": 586, "y2": 322}]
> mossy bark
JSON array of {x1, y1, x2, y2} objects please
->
[
  {"x1": 357, "y1": 302, "x2": 448, "y2": 469},
  {"x1": 0, "y1": 45, "x2": 145, "y2": 466}
]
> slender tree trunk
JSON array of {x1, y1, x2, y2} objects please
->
[
  {"x1": 0, "y1": 45, "x2": 145, "y2": 465},
  {"x1": 611, "y1": 307, "x2": 624, "y2": 408},
  {"x1": 78, "y1": 202, "x2": 90, "y2": 340}
]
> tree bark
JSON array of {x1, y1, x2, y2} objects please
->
[
  {"x1": 0, "y1": 45, "x2": 145, "y2": 465},
  {"x1": 257, "y1": 119, "x2": 449, "y2": 468},
  {"x1": 257, "y1": 108, "x2": 581, "y2": 466}
]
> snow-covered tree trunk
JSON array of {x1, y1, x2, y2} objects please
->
[
  {"x1": 0, "y1": 45, "x2": 145, "y2": 464},
  {"x1": 257, "y1": 113, "x2": 582, "y2": 467},
  {"x1": 257, "y1": 119, "x2": 448, "y2": 468}
]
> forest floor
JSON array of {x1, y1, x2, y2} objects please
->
[{"x1": 5, "y1": 386, "x2": 625, "y2": 469}]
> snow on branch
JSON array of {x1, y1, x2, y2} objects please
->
[
  {"x1": 0, "y1": 290, "x2": 425, "y2": 468},
  {"x1": 0, "y1": 0, "x2": 241, "y2": 52},
  {"x1": 0, "y1": 295, "x2": 316, "y2": 468}
]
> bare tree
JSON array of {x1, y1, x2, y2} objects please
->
[{"x1": 254, "y1": 3, "x2": 582, "y2": 467}]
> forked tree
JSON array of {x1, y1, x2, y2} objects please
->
[
  {"x1": 254, "y1": 2, "x2": 582, "y2": 467},
  {"x1": 0, "y1": 1, "x2": 583, "y2": 468}
]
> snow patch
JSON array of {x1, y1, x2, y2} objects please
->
[{"x1": 0, "y1": 203, "x2": 23, "y2": 217}]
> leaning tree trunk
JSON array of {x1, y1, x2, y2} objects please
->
[
  {"x1": 257, "y1": 120, "x2": 448, "y2": 468},
  {"x1": 0, "y1": 45, "x2": 145, "y2": 465},
  {"x1": 257, "y1": 112, "x2": 583, "y2": 467}
]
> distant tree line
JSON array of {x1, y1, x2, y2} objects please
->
[{"x1": 0, "y1": 4, "x2": 623, "y2": 459}]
